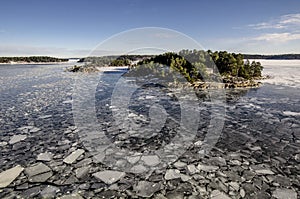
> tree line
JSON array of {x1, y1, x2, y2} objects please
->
[
  {"x1": 136, "y1": 50, "x2": 263, "y2": 83},
  {"x1": 78, "y1": 55, "x2": 154, "y2": 66},
  {"x1": 0, "y1": 56, "x2": 68, "y2": 63},
  {"x1": 208, "y1": 50, "x2": 263, "y2": 79},
  {"x1": 243, "y1": 54, "x2": 300, "y2": 60}
]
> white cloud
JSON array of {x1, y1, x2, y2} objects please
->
[
  {"x1": 248, "y1": 22, "x2": 285, "y2": 30},
  {"x1": 243, "y1": 13, "x2": 300, "y2": 46},
  {"x1": 248, "y1": 13, "x2": 300, "y2": 30},
  {"x1": 253, "y1": 32, "x2": 300, "y2": 42},
  {"x1": 280, "y1": 13, "x2": 300, "y2": 25}
]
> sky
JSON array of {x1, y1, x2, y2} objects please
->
[{"x1": 1, "y1": 0, "x2": 300, "y2": 57}]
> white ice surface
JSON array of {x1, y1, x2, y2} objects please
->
[{"x1": 249, "y1": 59, "x2": 300, "y2": 88}]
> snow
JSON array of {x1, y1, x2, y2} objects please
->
[{"x1": 249, "y1": 59, "x2": 300, "y2": 88}]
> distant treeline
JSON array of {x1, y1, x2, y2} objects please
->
[
  {"x1": 78, "y1": 55, "x2": 154, "y2": 66},
  {"x1": 0, "y1": 56, "x2": 69, "y2": 63},
  {"x1": 243, "y1": 54, "x2": 300, "y2": 60}
]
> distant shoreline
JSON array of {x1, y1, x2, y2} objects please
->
[
  {"x1": 0, "y1": 56, "x2": 69, "y2": 65},
  {"x1": 243, "y1": 54, "x2": 300, "y2": 60},
  {"x1": 2, "y1": 58, "x2": 300, "y2": 65},
  {"x1": 0, "y1": 61, "x2": 70, "y2": 65}
]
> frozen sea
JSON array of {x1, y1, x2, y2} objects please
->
[{"x1": 0, "y1": 60, "x2": 299, "y2": 198}]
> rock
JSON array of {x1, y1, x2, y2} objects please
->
[
  {"x1": 21, "y1": 186, "x2": 42, "y2": 198},
  {"x1": 130, "y1": 165, "x2": 148, "y2": 174},
  {"x1": 63, "y1": 149, "x2": 85, "y2": 164},
  {"x1": 273, "y1": 175, "x2": 291, "y2": 187},
  {"x1": 64, "y1": 175, "x2": 79, "y2": 185},
  {"x1": 37, "y1": 152, "x2": 53, "y2": 162},
  {"x1": 243, "y1": 170, "x2": 256, "y2": 181},
  {"x1": 9, "y1": 135, "x2": 27, "y2": 144},
  {"x1": 295, "y1": 154, "x2": 300, "y2": 162},
  {"x1": 240, "y1": 188, "x2": 246, "y2": 198},
  {"x1": 126, "y1": 156, "x2": 140, "y2": 164},
  {"x1": 40, "y1": 185, "x2": 60, "y2": 198},
  {"x1": 274, "y1": 156, "x2": 287, "y2": 164},
  {"x1": 194, "y1": 140, "x2": 203, "y2": 147},
  {"x1": 128, "y1": 112, "x2": 139, "y2": 118},
  {"x1": 254, "y1": 169, "x2": 274, "y2": 175},
  {"x1": 39, "y1": 115, "x2": 52, "y2": 119},
  {"x1": 173, "y1": 161, "x2": 187, "y2": 168},
  {"x1": 272, "y1": 188, "x2": 297, "y2": 199},
  {"x1": 0, "y1": 141, "x2": 7, "y2": 147},
  {"x1": 141, "y1": 155, "x2": 160, "y2": 166},
  {"x1": 180, "y1": 174, "x2": 192, "y2": 181},
  {"x1": 62, "y1": 100, "x2": 73, "y2": 104},
  {"x1": 197, "y1": 164, "x2": 219, "y2": 172},
  {"x1": 134, "y1": 181, "x2": 161, "y2": 197},
  {"x1": 229, "y1": 182, "x2": 239, "y2": 191},
  {"x1": 25, "y1": 163, "x2": 51, "y2": 177},
  {"x1": 210, "y1": 190, "x2": 231, "y2": 199},
  {"x1": 30, "y1": 127, "x2": 41, "y2": 133},
  {"x1": 243, "y1": 182, "x2": 259, "y2": 195},
  {"x1": 155, "y1": 193, "x2": 168, "y2": 199},
  {"x1": 58, "y1": 193, "x2": 84, "y2": 199},
  {"x1": 93, "y1": 170, "x2": 126, "y2": 184},
  {"x1": 92, "y1": 153, "x2": 105, "y2": 164},
  {"x1": 109, "y1": 183, "x2": 119, "y2": 190},
  {"x1": 230, "y1": 160, "x2": 242, "y2": 166},
  {"x1": 75, "y1": 166, "x2": 90, "y2": 179},
  {"x1": 78, "y1": 183, "x2": 90, "y2": 190},
  {"x1": 164, "y1": 169, "x2": 181, "y2": 180},
  {"x1": 30, "y1": 172, "x2": 53, "y2": 182},
  {"x1": 166, "y1": 192, "x2": 184, "y2": 199},
  {"x1": 76, "y1": 158, "x2": 92, "y2": 167},
  {"x1": 197, "y1": 186, "x2": 207, "y2": 195},
  {"x1": 187, "y1": 164, "x2": 198, "y2": 174},
  {"x1": 16, "y1": 182, "x2": 29, "y2": 190},
  {"x1": 0, "y1": 165, "x2": 24, "y2": 188},
  {"x1": 249, "y1": 146, "x2": 261, "y2": 151},
  {"x1": 25, "y1": 163, "x2": 52, "y2": 182},
  {"x1": 209, "y1": 157, "x2": 227, "y2": 166},
  {"x1": 18, "y1": 126, "x2": 34, "y2": 132},
  {"x1": 217, "y1": 180, "x2": 228, "y2": 193}
]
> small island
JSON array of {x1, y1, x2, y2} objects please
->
[
  {"x1": 67, "y1": 50, "x2": 265, "y2": 89},
  {"x1": 0, "y1": 56, "x2": 69, "y2": 64}
]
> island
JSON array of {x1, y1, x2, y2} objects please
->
[{"x1": 67, "y1": 50, "x2": 265, "y2": 89}]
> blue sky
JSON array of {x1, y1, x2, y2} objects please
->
[{"x1": 1, "y1": 0, "x2": 300, "y2": 57}]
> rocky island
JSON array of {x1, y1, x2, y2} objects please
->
[{"x1": 66, "y1": 50, "x2": 266, "y2": 89}]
